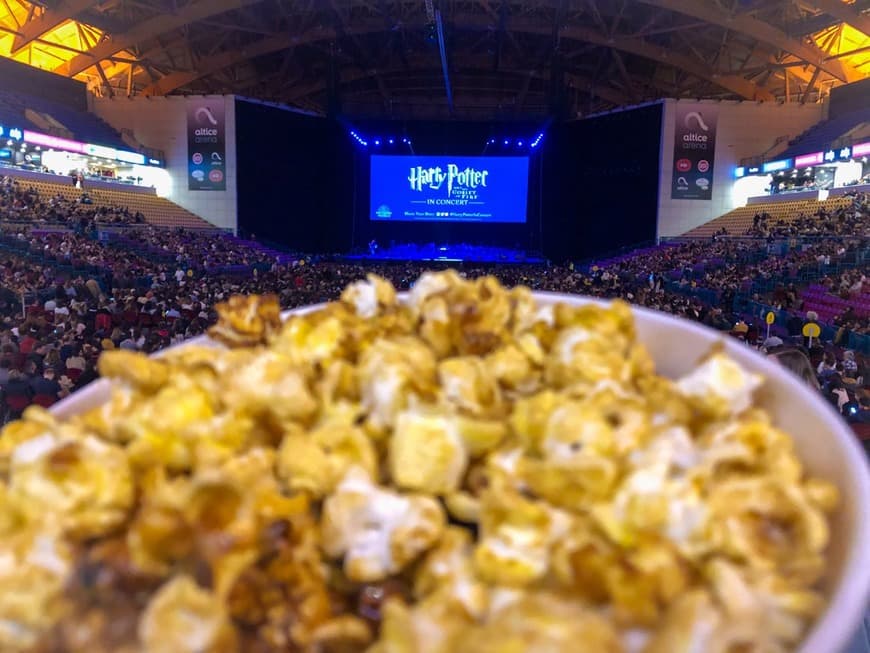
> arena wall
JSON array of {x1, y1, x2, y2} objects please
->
[
  {"x1": 656, "y1": 99, "x2": 824, "y2": 238},
  {"x1": 92, "y1": 95, "x2": 238, "y2": 232}
]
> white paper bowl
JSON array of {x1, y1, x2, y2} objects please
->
[{"x1": 51, "y1": 292, "x2": 870, "y2": 653}]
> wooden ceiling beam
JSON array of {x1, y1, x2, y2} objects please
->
[
  {"x1": 140, "y1": 13, "x2": 774, "y2": 101},
  {"x1": 54, "y1": 0, "x2": 265, "y2": 77},
  {"x1": 283, "y1": 59, "x2": 631, "y2": 106},
  {"x1": 10, "y1": 0, "x2": 99, "y2": 54},
  {"x1": 804, "y1": 0, "x2": 870, "y2": 38},
  {"x1": 634, "y1": 0, "x2": 863, "y2": 83}
]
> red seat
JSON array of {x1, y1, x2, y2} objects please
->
[
  {"x1": 95, "y1": 314, "x2": 112, "y2": 331},
  {"x1": 31, "y1": 394, "x2": 56, "y2": 408},
  {"x1": 5, "y1": 394, "x2": 30, "y2": 416}
]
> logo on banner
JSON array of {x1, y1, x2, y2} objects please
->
[
  {"x1": 375, "y1": 205, "x2": 392, "y2": 218},
  {"x1": 696, "y1": 178, "x2": 710, "y2": 190},
  {"x1": 192, "y1": 105, "x2": 220, "y2": 143},
  {"x1": 684, "y1": 111, "x2": 710, "y2": 131},
  {"x1": 676, "y1": 177, "x2": 689, "y2": 190},
  {"x1": 209, "y1": 170, "x2": 224, "y2": 183},
  {"x1": 408, "y1": 164, "x2": 489, "y2": 196},
  {"x1": 192, "y1": 152, "x2": 203, "y2": 165},
  {"x1": 676, "y1": 158, "x2": 691, "y2": 172},
  {"x1": 697, "y1": 160, "x2": 710, "y2": 172},
  {"x1": 195, "y1": 107, "x2": 219, "y2": 126},
  {"x1": 680, "y1": 111, "x2": 712, "y2": 150},
  {"x1": 192, "y1": 170, "x2": 205, "y2": 182}
]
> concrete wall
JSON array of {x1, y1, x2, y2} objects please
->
[
  {"x1": 657, "y1": 99, "x2": 825, "y2": 238},
  {"x1": 92, "y1": 95, "x2": 237, "y2": 232}
]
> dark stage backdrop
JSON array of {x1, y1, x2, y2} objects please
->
[
  {"x1": 542, "y1": 103, "x2": 662, "y2": 262},
  {"x1": 351, "y1": 120, "x2": 544, "y2": 254},
  {"x1": 829, "y1": 79, "x2": 870, "y2": 118},
  {"x1": 235, "y1": 99, "x2": 353, "y2": 253}
]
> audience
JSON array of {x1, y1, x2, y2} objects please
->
[{"x1": 0, "y1": 175, "x2": 867, "y2": 439}]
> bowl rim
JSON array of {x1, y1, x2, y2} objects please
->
[
  {"x1": 535, "y1": 292, "x2": 870, "y2": 653},
  {"x1": 50, "y1": 291, "x2": 870, "y2": 653}
]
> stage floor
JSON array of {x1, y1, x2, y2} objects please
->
[{"x1": 344, "y1": 243, "x2": 546, "y2": 265}]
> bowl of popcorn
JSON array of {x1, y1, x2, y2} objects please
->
[{"x1": 1, "y1": 270, "x2": 866, "y2": 653}]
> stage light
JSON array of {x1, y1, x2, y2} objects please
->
[
  {"x1": 503, "y1": 139, "x2": 509, "y2": 145},
  {"x1": 375, "y1": 139, "x2": 381, "y2": 146},
  {"x1": 349, "y1": 129, "x2": 370, "y2": 147},
  {"x1": 518, "y1": 141, "x2": 523, "y2": 147},
  {"x1": 389, "y1": 138, "x2": 395, "y2": 144}
]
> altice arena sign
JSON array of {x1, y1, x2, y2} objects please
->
[
  {"x1": 187, "y1": 98, "x2": 226, "y2": 191},
  {"x1": 671, "y1": 104, "x2": 718, "y2": 201}
]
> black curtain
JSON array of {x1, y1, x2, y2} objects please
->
[
  {"x1": 541, "y1": 103, "x2": 662, "y2": 261},
  {"x1": 235, "y1": 100, "x2": 353, "y2": 253}
]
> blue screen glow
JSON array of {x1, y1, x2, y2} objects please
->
[{"x1": 370, "y1": 155, "x2": 529, "y2": 223}]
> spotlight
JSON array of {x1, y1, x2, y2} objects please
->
[
  {"x1": 389, "y1": 138, "x2": 394, "y2": 144},
  {"x1": 374, "y1": 139, "x2": 381, "y2": 146},
  {"x1": 518, "y1": 141, "x2": 523, "y2": 147},
  {"x1": 503, "y1": 139, "x2": 509, "y2": 145}
]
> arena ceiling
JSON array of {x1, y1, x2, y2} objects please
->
[{"x1": 0, "y1": 0, "x2": 868, "y2": 118}]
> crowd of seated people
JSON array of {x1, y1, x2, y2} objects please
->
[
  {"x1": 1, "y1": 175, "x2": 145, "y2": 225},
  {"x1": 119, "y1": 227, "x2": 278, "y2": 269},
  {"x1": 2, "y1": 247, "x2": 867, "y2": 426},
  {"x1": 746, "y1": 193, "x2": 870, "y2": 238},
  {"x1": 0, "y1": 178, "x2": 867, "y2": 436}
]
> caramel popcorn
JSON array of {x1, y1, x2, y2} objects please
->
[
  {"x1": 208, "y1": 293, "x2": 281, "y2": 347},
  {"x1": 0, "y1": 271, "x2": 837, "y2": 652}
]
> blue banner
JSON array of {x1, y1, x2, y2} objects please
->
[{"x1": 370, "y1": 155, "x2": 529, "y2": 223}]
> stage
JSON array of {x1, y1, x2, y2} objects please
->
[{"x1": 342, "y1": 242, "x2": 546, "y2": 264}]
